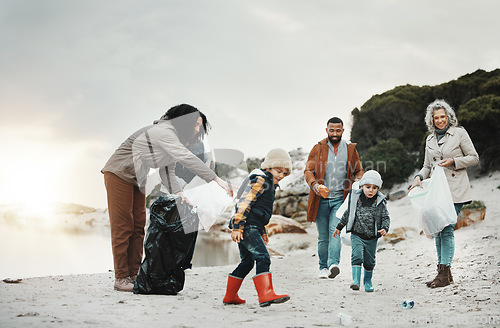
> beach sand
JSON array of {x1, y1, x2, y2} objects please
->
[{"x1": 1, "y1": 172, "x2": 499, "y2": 327}]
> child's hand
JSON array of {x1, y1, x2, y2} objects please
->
[
  {"x1": 231, "y1": 231, "x2": 243, "y2": 243},
  {"x1": 332, "y1": 229, "x2": 341, "y2": 237},
  {"x1": 262, "y1": 234, "x2": 269, "y2": 245},
  {"x1": 378, "y1": 229, "x2": 387, "y2": 237}
]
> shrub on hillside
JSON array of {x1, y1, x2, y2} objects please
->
[
  {"x1": 458, "y1": 95, "x2": 500, "y2": 172},
  {"x1": 361, "y1": 138, "x2": 417, "y2": 189}
]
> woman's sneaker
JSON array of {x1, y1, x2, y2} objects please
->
[
  {"x1": 114, "y1": 278, "x2": 134, "y2": 292},
  {"x1": 127, "y1": 275, "x2": 137, "y2": 284}
]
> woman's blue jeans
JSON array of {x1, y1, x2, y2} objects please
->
[
  {"x1": 435, "y1": 203, "x2": 463, "y2": 266},
  {"x1": 231, "y1": 225, "x2": 271, "y2": 279},
  {"x1": 316, "y1": 197, "x2": 344, "y2": 270}
]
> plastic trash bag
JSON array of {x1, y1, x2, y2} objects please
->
[
  {"x1": 336, "y1": 181, "x2": 360, "y2": 219},
  {"x1": 182, "y1": 180, "x2": 233, "y2": 232},
  {"x1": 133, "y1": 195, "x2": 199, "y2": 295},
  {"x1": 336, "y1": 181, "x2": 360, "y2": 246},
  {"x1": 408, "y1": 166, "x2": 457, "y2": 237}
]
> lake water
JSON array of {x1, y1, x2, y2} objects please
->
[{"x1": 0, "y1": 224, "x2": 239, "y2": 279}]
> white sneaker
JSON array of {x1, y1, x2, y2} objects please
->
[
  {"x1": 328, "y1": 264, "x2": 340, "y2": 279},
  {"x1": 319, "y1": 268, "x2": 329, "y2": 279},
  {"x1": 114, "y1": 277, "x2": 134, "y2": 292}
]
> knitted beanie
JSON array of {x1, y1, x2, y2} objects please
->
[
  {"x1": 359, "y1": 170, "x2": 383, "y2": 188},
  {"x1": 261, "y1": 148, "x2": 292, "y2": 171}
]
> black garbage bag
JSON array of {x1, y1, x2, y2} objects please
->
[{"x1": 133, "y1": 195, "x2": 199, "y2": 295}]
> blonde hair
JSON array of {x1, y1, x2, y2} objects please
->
[{"x1": 424, "y1": 99, "x2": 458, "y2": 134}]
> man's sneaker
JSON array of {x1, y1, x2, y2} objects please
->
[
  {"x1": 319, "y1": 268, "x2": 329, "y2": 279},
  {"x1": 114, "y1": 278, "x2": 134, "y2": 292},
  {"x1": 328, "y1": 265, "x2": 340, "y2": 279}
]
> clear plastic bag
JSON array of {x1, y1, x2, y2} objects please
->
[
  {"x1": 182, "y1": 180, "x2": 233, "y2": 232},
  {"x1": 335, "y1": 181, "x2": 359, "y2": 219},
  {"x1": 408, "y1": 166, "x2": 457, "y2": 237},
  {"x1": 335, "y1": 181, "x2": 359, "y2": 246}
]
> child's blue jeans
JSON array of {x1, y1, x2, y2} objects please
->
[
  {"x1": 350, "y1": 234, "x2": 378, "y2": 271},
  {"x1": 231, "y1": 225, "x2": 271, "y2": 279}
]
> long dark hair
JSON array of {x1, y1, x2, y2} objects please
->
[{"x1": 160, "y1": 104, "x2": 210, "y2": 145}]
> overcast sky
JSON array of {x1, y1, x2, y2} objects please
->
[{"x1": 1, "y1": 0, "x2": 499, "y2": 208}]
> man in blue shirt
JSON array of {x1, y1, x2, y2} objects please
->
[{"x1": 304, "y1": 117, "x2": 364, "y2": 279}]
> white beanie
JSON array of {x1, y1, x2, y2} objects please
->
[
  {"x1": 359, "y1": 170, "x2": 383, "y2": 188},
  {"x1": 260, "y1": 148, "x2": 292, "y2": 171}
]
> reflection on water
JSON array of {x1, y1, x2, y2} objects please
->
[
  {"x1": 192, "y1": 232, "x2": 240, "y2": 267},
  {"x1": 0, "y1": 224, "x2": 113, "y2": 279},
  {"x1": 0, "y1": 223, "x2": 240, "y2": 279}
]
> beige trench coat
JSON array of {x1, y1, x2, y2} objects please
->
[{"x1": 417, "y1": 126, "x2": 479, "y2": 203}]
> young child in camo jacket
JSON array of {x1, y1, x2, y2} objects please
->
[
  {"x1": 223, "y1": 148, "x2": 292, "y2": 307},
  {"x1": 333, "y1": 170, "x2": 390, "y2": 292}
]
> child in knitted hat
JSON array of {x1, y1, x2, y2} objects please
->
[
  {"x1": 223, "y1": 148, "x2": 292, "y2": 307},
  {"x1": 333, "y1": 170, "x2": 390, "y2": 292}
]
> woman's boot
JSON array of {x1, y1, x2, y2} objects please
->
[
  {"x1": 430, "y1": 265, "x2": 450, "y2": 288},
  {"x1": 364, "y1": 269, "x2": 374, "y2": 292},
  {"x1": 350, "y1": 266, "x2": 361, "y2": 290},
  {"x1": 223, "y1": 275, "x2": 246, "y2": 305},
  {"x1": 252, "y1": 272, "x2": 290, "y2": 307},
  {"x1": 426, "y1": 264, "x2": 441, "y2": 287}
]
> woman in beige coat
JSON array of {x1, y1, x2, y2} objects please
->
[{"x1": 410, "y1": 99, "x2": 479, "y2": 288}]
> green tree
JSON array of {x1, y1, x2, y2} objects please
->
[
  {"x1": 361, "y1": 138, "x2": 417, "y2": 189},
  {"x1": 458, "y1": 95, "x2": 500, "y2": 172},
  {"x1": 351, "y1": 68, "x2": 500, "y2": 175},
  {"x1": 351, "y1": 86, "x2": 432, "y2": 154}
]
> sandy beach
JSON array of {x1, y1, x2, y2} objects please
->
[{"x1": 1, "y1": 171, "x2": 500, "y2": 328}]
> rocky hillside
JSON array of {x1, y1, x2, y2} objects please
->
[
  {"x1": 273, "y1": 148, "x2": 310, "y2": 221},
  {"x1": 351, "y1": 68, "x2": 500, "y2": 176}
]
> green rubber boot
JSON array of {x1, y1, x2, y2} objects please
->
[
  {"x1": 350, "y1": 266, "x2": 361, "y2": 290},
  {"x1": 364, "y1": 269, "x2": 374, "y2": 292}
]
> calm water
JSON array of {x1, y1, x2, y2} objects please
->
[
  {"x1": 0, "y1": 224, "x2": 239, "y2": 279},
  {"x1": 192, "y1": 232, "x2": 240, "y2": 267}
]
